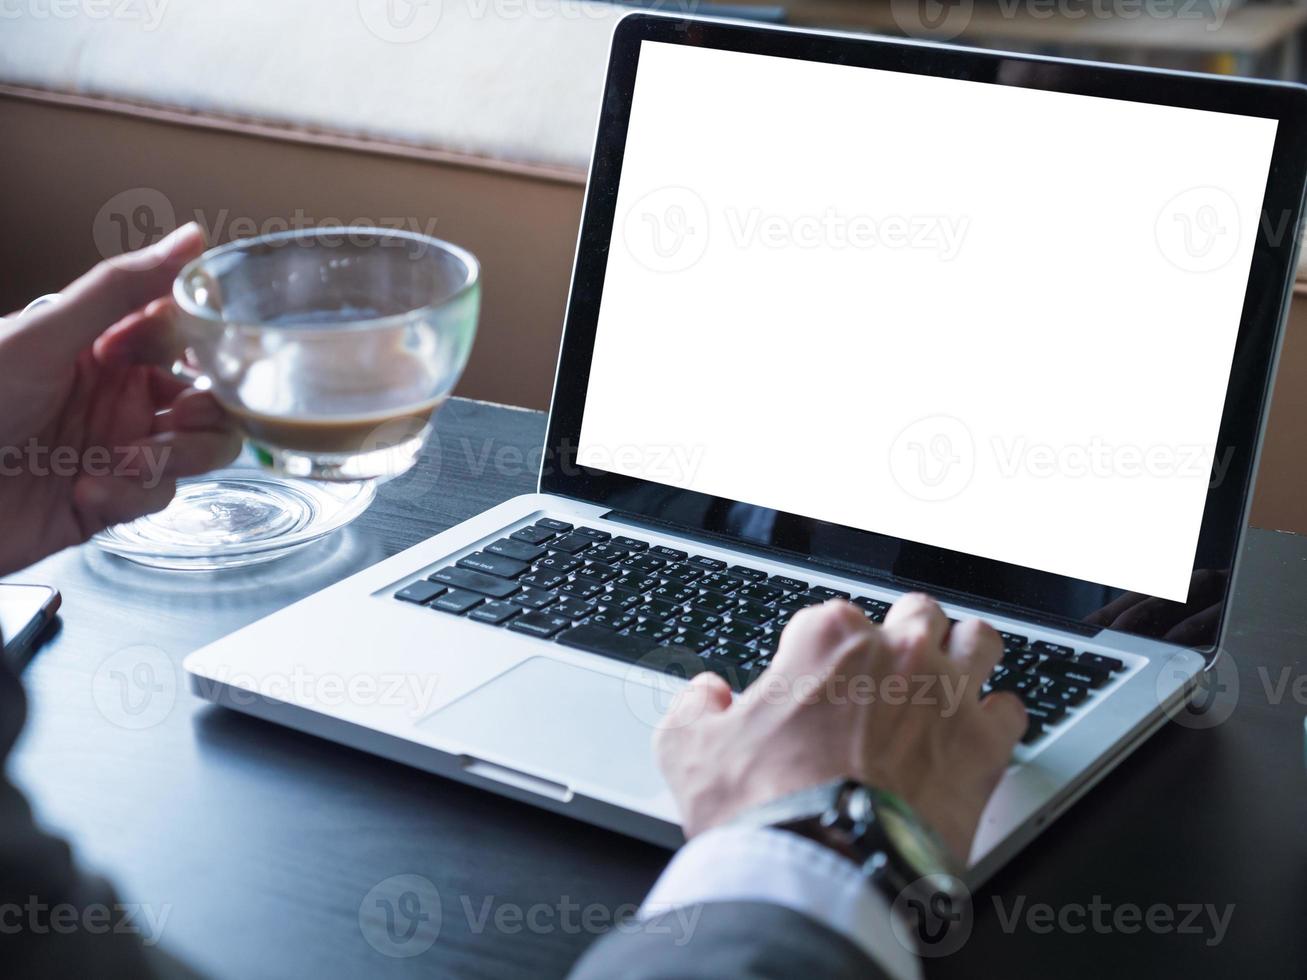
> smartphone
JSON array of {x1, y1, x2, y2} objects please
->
[{"x1": 0, "y1": 584, "x2": 61, "y2": 672}]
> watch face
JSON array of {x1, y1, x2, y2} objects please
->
[{"x1": 873, "y1": 789, "x2": 958, "y2": 877}]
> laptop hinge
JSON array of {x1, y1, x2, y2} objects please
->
[{"x1": 600, "y1": 509, "x2": 1101, "y2": 639}]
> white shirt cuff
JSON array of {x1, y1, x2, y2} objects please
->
[{"x1": 638, "y1": 825, "x2": 922, "y2": 980}]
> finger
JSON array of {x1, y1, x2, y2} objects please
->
[
  {"x1": 657, "y1": 672, "x2": 732, "y2": 739},
  {"x1": 93, "y1": 297, "x2": 184, "y2": 369},
  {"x1": 947, "y1": 618, "x2": 1004, "y2": 684},
  {"x1": 7, "y1": 223, "x2": 205, "y2": 363},
  {"x1": 154, "y1": 388, "x2": 229, "y2": 434},
  {"x1": 148, "y1": 366, "x2": 192, "y2": 410},
  {"x1": 773, "y1": 599, "x2": 875, "y2": 675},
  {"x1": 882, "y1": 592, "x2": 951, "y2": 655},
  {"x1": 133, "y1": 429, "x2": 243, "y2": 481},
  {"x1": 73, "y1": 474, "x2": 178, "y2": 531},
  {"x1": 979, "y1": 690, "x2": 1028, "y2": 747}
]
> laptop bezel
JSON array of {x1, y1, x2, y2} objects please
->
[{"x1": 541, "y1": 13, "x2": 1307, "y2": 657}]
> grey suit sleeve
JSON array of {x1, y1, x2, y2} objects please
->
[
  {"x1": 0, "y1": 656, "x2": 198, "y2": 979},
  {"x1": 568, "y1": 901, "x2": 890, "y2": 980}
]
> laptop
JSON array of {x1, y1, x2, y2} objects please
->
[{"x1": 185, "y1": 14, "x2": 1307, "y2": 882}]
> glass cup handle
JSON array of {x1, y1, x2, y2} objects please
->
[
  {"x1": 1, "y1": 293, "x2": 63, "y2": 324},
  {"x1": 171, "y1": 351, "x2": 206, "y2": 387}
]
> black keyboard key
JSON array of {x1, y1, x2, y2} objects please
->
[
  {"x1": 575, "y1": 563, "x2": 620, "y2": 584},
  {"x1": 734, "y1": 601, "x2": 777, "y2": 625},
  {"x1": 688, "y1": 555, "x2": 727, "y2": 572},
  {"x1": 769, "y1": 575, "x2": 809, "y2": 593},
  {"x1": 675, "y1": 610, "x2": 722, "y2": 632},
  {"x1": 992, "y1": 671, "x2": 1038, "y2": 697},
  {"x1": 558, "y1": 626, "x2": 707, "y2": 681},
  {"x1": 552, "y1": 598, "x2": 596, "y2": 620},
  {"x1": 509, "y1": 612, "x2": 573, "y2": 638},
  {"x1": 1003, "y1": 650, "x2": 1040, "y2": 671},
  {"x1": 809, "y1": 586, "x2": 851, "y2": 601},
  {"x1": 556, "y1": 623, "x2": 656, "y2": 662},
  {"x1": 651, "y1": 583, "x2": 696, "y2": 604},
  {"x1": 998, "y1": 631, "x2": 1028, "y2": 651},
  {"x1": 852, "y1": 596, "x2": 889, "y2": 623},
  {"x1": 718, "y1": 621, "x2": 762, "y2": 644},
  {"x1": 432, "y1": 589, "x2": 484, "y2": 614},
  {"x1": 739, "y1": 583, "x2": 784, "y2": 603},
  {"x1": 701, "y1": 572, "x2": 745, "y2": 595},
  {"x1": 700, "y1": 657, "x2": 752, "y2": 692},
  {"x1": 662, "y1": 565, "x2": 705, "y2": 584},
  {"x1": 1031, "y1": 641, "x2": 1076, "y2": 659},
  {"x1": 1038, "y1": 677, "x2": 1091, "y2": 706},
  {"x1": 560, "y1": 580, "x2": 602, "y2": 600},
  {"x1": 638, "y1": 599, "x2": 681, "y2": 621},
  {"x1": 519, "y1": 571, "x2": 566, "y2": 591},
  {"x1": 620, "y1": 554, "x2": 666, "y2": 574},
  {"x1": 458, "y1": 552, "x2": 530, "y2": 579},
  {"x1": 536, "y1": 554, "x2": 584, "y2": 575},
  {"x1": 613, "y1": 536, "x2": 648, "y2": 551},
  {"x1": 628, "y1": 620, "x2": 677, "y2": 643},
  {"x1": 511, "y1": 588, "x2": 558, "y2": 610},
  {"x1": 600, "y1": 588, "x2": 645, "y2": 610},
  {"x1": 431, "y1": 567, "x2": 519, "y2": 599},
  {"x1": 395, "y1": 581, "x2": 446, "y2": 605},
  {"x1": 511, "y1": 525, "x2": 556, "y2": 546},
  {"x1": 548, "y1": 533, "x2": 596, "y2": 555},
  {"x1": 1037, "y1": 659, "x2": 1110, "y2": 689},
  {"x1": 1023, "y1": 701, "x2": 1066, "y2": 727},
  {"x1": 729, "y1": 565, "x2": 768, "y2": 581},
  {"x1": 536, "y1": 518, "x2": 573, "y2": 532},
  {"x1": 692, "y1": 593, "x2": 734, "y2": 615},
  {"x1": 650, "y1": 546, "x2": 688, "y2": 562},
  {"x1": 486, "y1": 538, "x2": 546, "y2": 563},
  {"x1": 614, "y1": 573, "x2": 659, "y2": 593},
  {"x1": 712, "y1": 641, "x2": 755, "y2": 665},
  {"x1": 469, "y1": 601, "x2": 522, "y2": 625},
  {"x1": 574, "y1": 527, "x2": 612, "y2": 542},
  {"x1": 589, "y1": 610, "x2": 636, "y2": 631},
  {"x1": 1076, "y1": 651, "x2": 1126, "y2": 673},
  {"x1": 665, "y1": 630, "x2": 714, "y2": 653},
  {"x1": 584, "y1": 543, "x2": 629, "y2": 564}
]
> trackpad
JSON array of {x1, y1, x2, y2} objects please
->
[{"x1": 417, "y1": 657, "x2": 672, "y2": 801}]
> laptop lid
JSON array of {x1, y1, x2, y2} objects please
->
[{"x1": 542, "y1": 14, "x2": 1307, "y2": 656}]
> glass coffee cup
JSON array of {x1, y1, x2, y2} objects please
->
[
  {"x1": 174, "y1": 227, "x2": 480, "y2": 482},
  {"x1": 93, "y1": 227, "x2": 480, "y2": 569}
]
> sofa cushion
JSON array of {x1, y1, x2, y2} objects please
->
[{"x1": 0, "y1": 0, "x2": 625, "y2": 172}]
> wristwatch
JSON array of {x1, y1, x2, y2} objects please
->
[{"x1": 730, "y1": 779, "x2": 967, "y2": 912}]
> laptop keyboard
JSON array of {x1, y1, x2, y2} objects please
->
[{"x1": 394, "y1": 520, "x2": 1131, "y2": 747}]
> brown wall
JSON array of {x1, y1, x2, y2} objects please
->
[
  {"x1": 4, "y1": 90, "x2": 1306, "y2": 534},
  {"x1": 1250, "y1": 284, "x2": 1307, "y2": 533},
  {"x1": 0, "y1": 92, "x2": 585, "y2": 411}
]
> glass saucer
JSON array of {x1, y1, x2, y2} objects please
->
[{"x1": 92, "y1": 465, "x2": 376, "y2": 571}]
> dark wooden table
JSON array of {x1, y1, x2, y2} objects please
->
[{"x1": 7, "y1": 398, "x2": 1305, "y2": 979}]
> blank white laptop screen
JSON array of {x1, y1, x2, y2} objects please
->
[{"x1": 577, "y1": 40, "x2": 1279, "y2": 602}]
